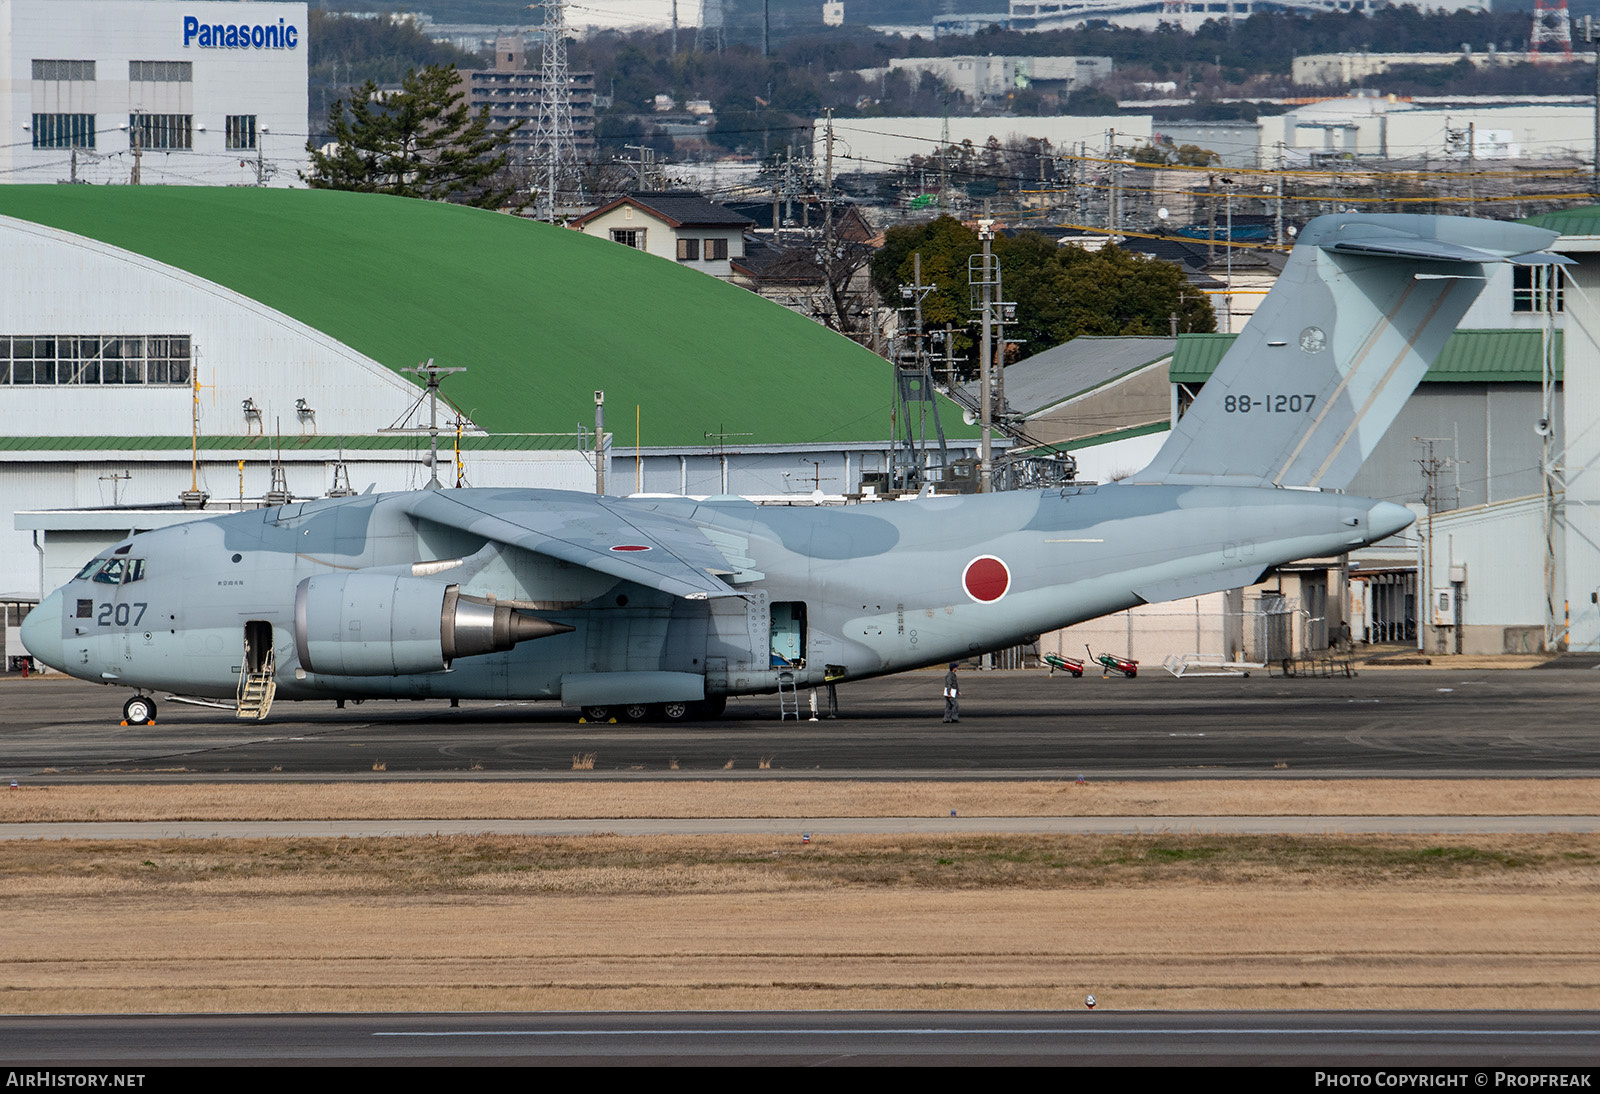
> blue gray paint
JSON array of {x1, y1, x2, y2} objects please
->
[{"x1": 19, "y1": 214, "x2": 1563, "y2": 715}]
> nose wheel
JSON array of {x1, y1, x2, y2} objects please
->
[{"x1": 122, "y1": 695, "x2": 157, "y2": 726}]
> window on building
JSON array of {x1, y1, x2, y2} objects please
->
[
  {"x1": 3, "y1": 338, "x2": 56, "y2": 385},
  {"x1": 226, "y1": 115, "x2": 258, "y2": 151},
  {"x1": 611, "y1": 229, "x2": 645, "y2": 249},
  {"x1": 31, "y1": 114, "x2": 95, "y2": 149},
  {"x1": 1513, "y1": 265, "x2": 1564, "y2": 314},
  {"x1": 128, "y1": 60, "x2": 193, "y2": 82},
  {"x1": 129, "y1": 114, "x2": 192, "y2": 150},
  {"x1": 704, "y1": 237, "x2": 729, "y2": 261},
  {"x1": 32, "y1": 59, "x2": 95, "y2": 81},
  {"x1": 0, "y1": 335, "x2": 190, "y2": 387},
  {"x1": 677, "y1": 237, "x2": 700, "y2": 261},
  {"x1": 146, "y1": 337, "x2": 193, "y2": 385}
]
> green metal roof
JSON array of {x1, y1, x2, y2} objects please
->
[
  {"x1": 1168, "y1": 334, "x2": 1238, "y2": 385},
  {"x1": 1521, "y1": 205, "x2": 1600, "y2": 237},
  {"x1": 1169, "y1": 329, "x2": 1562, "y2": 385},
  {"x1": 0, "y1": 434, "x2": 584, "y2": 453},
  {"x1": 0, "y1": 187, "x2": 973, "y2": 448}
]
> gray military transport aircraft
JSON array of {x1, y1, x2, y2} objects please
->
[{"x1": 21, "y1": 213, "x2": 1565, "y2": 724}]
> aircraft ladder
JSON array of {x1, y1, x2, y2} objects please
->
[
  {"x1": 777, "y1": 670, "x2": 799, "y2": 720},
  {"x1": 236, "y1": 647, "x2": 277, "y2": 720}
]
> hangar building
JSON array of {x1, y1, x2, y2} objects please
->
[{"x1": 0, "y1": 187, "x2": 977, "y2": 640}]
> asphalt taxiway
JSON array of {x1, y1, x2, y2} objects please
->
[
  {"x1": 1, "y1": 1011, "x2": 1597, "y2": 1066},
  {"x1": 2, "y1": 665, "x2": 1599, "y2": 780}
]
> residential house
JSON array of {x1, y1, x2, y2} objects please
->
[{"x1": 569, "y1": 191, "x2": 754, "y2": 279}]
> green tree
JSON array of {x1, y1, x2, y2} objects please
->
[
  {"x1": 872, "y1": 217, "x2": 1214, "y2": 369},
  {"x1": 303, "y1": 65, "x2": 520, "y2": 209}
]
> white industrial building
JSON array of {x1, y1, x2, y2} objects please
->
[
  {"x1": 854, "y1": 56, "x2": 1114, "y2": 109},
  {"x1": 814, "y1": 114, "x2": 1152, "y2": 173},
  {"x1": 1293, "y1": 49, "x2": 1592, "y2": 89},
  {"x1": 1159, "y1": 93, "x2": 1595, "y2": 169},
  {"x1": 0, "y1": 0, "x2": 308, "y2": 187},
  {"x1": 1005, "y1": 0, "x2": 1487, "y2": 33}
]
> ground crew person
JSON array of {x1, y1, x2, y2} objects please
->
[{"x1": 943, "y1": 662, "x2": 960, "y2": 723}]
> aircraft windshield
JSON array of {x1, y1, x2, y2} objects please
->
[{"x1": 75, "y1": 558, "x2": 145, "y2": 584}]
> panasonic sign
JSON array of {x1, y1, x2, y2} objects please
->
[{"x1": 182, "y1": 15, "x2": 300, "y2": 50}]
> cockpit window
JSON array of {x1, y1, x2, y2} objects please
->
[{"x1": 75, "y1": 558, "x2": 144, "y2": 584}]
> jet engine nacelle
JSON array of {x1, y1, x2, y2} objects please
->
[{"x1": 293, "y1": 573, "x2": 571, "y2": 676}]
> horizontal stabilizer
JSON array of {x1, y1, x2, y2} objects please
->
[
  {"x1": 1132, "y1": 564, "x2": 1270, "y2": 606},
  {"x1": 1135, "y1": 213, "x2": 1563, "y2": 490}
]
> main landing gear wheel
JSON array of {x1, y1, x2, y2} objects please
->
[
  {"x1": 123, "y1": 695, "x2": 156, "y2": 726},
  {"x1": 660, "y1": 700, "x2": 692, "y2": 722},
  {"x1": 622, "y1": 704, "x2": 652, "y2": 723},
  {"x1": 581, "y1": 706, "x2": 611, "y2": 722}
]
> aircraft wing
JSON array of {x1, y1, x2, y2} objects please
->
[{"x1": 401, "y1": 490, "x2": 742, "y2": 601}]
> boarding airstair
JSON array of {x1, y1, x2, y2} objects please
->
[
  {"x1": 777, "y1": 670, "x2": 799, "y2": 720},
  {"x1": 236, "y1": 645, "x2": 277, "y2": 720}
]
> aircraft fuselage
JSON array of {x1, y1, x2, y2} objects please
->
[{"x1": 22, "y1": 484, "x2": 1412, "y2": 706}]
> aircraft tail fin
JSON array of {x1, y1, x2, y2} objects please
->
[{"x1": 1133, "y1": 214, "x2": 1566, "y2": 490}]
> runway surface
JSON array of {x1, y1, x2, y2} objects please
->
[
  {"x1": 1, "y1": 1011, "x2": 1597, "y2": 1066},
  {"x1": 4, "y1": 666, "x2": 1600, "y2": 780},
  {"x1": 5, "y1": 814, "x2": 1599, "y2": 839}
]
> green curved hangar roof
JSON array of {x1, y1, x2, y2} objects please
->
[{"x1": 0, "y1": 186, "x2": 974, "y2": 448}]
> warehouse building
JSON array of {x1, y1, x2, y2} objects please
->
[{"x1": 0, "y1": 0, "x2": 308, "y2": 187}]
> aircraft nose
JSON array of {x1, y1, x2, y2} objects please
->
[
  {"x1": 19, "y1": 591, "x2": 65, "y2": 672},
  {"x1": 1367, "y1": 501, "x2": 1415, "y2": 540}
]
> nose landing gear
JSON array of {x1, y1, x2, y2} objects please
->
[{"x1": 122, "y1": 694, "x2": 157, "y2": 726}]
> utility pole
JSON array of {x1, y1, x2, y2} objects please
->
[
  {"x1": 893, "y1": 253, "x2": 946, "y2": 490},
  {"x1": 1588, "y1": 16, "x2": 1600, "y2": 197},
  {"x1": 1105, "y1": 129, "x2": 1119, "y2": 231},
  {"x1": 252, "y1": 123, "x2": 274, "y2": 186},
  {"x1": 971, "y1": 211, "x2": 999, "y2": 492},
  {"x1": 1222, "y1": 176, "x2": 1236, "y2": 334},
  {"x1": 622, "y1": 144, "x2": 654, "y2": 190},
  {"x1": 822, "y1": 110, "x2": 835, "y2": 262},
  {"x1": 1466, "y1": 121, "x2": 1476, "y2": 216},
  {"x1": 594, "y1": 389, "x2": 606, "y2": 495},
  {"x1": 1274, "y1": 144, "x2": 1285, "y2": 246},
  {"x1": 129, "y1": 112, "x2": 143, "y2": 185},
  {"x1": 1415, "y1": 437, "x2": 1453, "y2": 653},
  {"x1": 938, "y1": 94, "x2": 950, "y2": 210}
]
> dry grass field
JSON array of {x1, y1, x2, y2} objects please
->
[
  {"x1": 2, "y1": 780, "x2": 1598, "y2": 1014},
  {"x1": 3, "y1": 778, "x2": 1598, "y2": 822}
]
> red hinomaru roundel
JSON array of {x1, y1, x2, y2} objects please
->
[{"x1": 962, "y1": 555, "x2": 1010, "y2": 603}]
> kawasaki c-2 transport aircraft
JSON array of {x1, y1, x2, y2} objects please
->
[{"x1": 21, "y1": 214, "x2": 1565, "y2": 724}]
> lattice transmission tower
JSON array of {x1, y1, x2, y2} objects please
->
[
  {"x1": 532, "y1": 0, "x2": 579, "y2": 221},
  {"x1": 1532, "y1": 0, "x2": 1574, "y2": 58}
]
